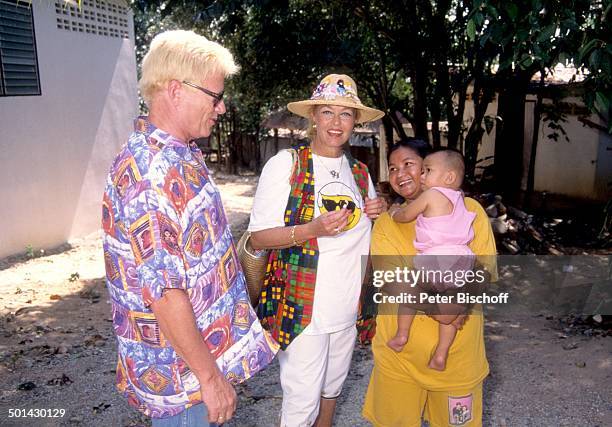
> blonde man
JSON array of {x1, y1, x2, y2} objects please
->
[{"x1": 102, "y1": 30, "x2": 278, "y2": 427}]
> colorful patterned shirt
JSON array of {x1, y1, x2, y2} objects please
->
[{"x1": 102, "y1": 117, "x2": 278, "y2": 418}]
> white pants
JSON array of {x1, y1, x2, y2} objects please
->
[{"x1": 278, "y1": 326, "x2": 357, "y2": 427}]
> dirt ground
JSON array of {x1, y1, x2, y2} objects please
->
[{"x1": 0, "y1": 173, "x2": 610, "y2": 427}]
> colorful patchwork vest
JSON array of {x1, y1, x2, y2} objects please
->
[{"x1": 257, "y1": 142, "x2": 370, "y2": 349}]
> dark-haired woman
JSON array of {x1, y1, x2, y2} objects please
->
[{"x1": 362, "y1": 138, "x2": 497, "y2": 427}]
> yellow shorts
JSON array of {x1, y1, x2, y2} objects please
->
[{"x1": 362, "y1": 365, "x2": 483, "y2": 427}]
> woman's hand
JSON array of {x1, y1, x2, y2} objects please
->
[
  {"x1": 307, "y1": 208, "x2": 350, "y2": 237},
  {"x1": 364, "y1": 196, "x2": 388, "y2": 219},
  {"x1": 250, "y1": 209, "x2": 349, "y2": 249}
]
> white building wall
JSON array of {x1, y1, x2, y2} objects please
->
[
  {"x1": 0, "y1": 0, "x2": 138, "y2": 258},
  {"x1": 533, "y1": 97, "x2": 602, "y2": 199}
]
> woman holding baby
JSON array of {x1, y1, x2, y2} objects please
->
[{"x1": 362, "y1": 138, "x2": 498, "y2": 427}]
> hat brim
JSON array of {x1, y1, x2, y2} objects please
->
[{"x1": 287, "y1": 99, "x2": 385, "y2": 124}]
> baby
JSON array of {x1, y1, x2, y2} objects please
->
[{"x1": 387, "y1": 149, "x2": 476, "y2": 371}]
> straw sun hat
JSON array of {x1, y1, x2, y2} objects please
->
[{"x1": 287, "y1": 74, "x2": 384, "y2": 124}]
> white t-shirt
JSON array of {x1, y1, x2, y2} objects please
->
[{"x1": 248, "y1": 149, "x2": 376, "y2": 334}]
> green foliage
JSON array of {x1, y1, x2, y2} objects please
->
[
  {"x1": 467, "y1": 0, "x2": 609, "y2": 131},
  {"x1": 130, "y1": 0, "x2": 610, "y2": 184},
  {"x1": 24, "y1": 244, "x2": 44, "y2": 259},
  {"x1": 576, "y1": 1, "x2": 611, "y2": 129},
  {"x1": 468, "y1": 0, "x2": 593, "y2": 75}
]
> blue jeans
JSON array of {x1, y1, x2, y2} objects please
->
[{"x1": 152, "y1": 404, "x2": 216, "y2": 427}]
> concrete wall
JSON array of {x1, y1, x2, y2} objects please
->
[
  {"x1": 468, "y1": 92, "x2": 607, "y2": 200},
  {"x1": 0, "y1": 0, "x2": 138, "y2": 258},
  {"x1": 532, "y1": 96, "x2": 609, "y2": 200}
]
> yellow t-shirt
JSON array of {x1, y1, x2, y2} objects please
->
[{"x1": 367, "y1": 197, "x2": 498, "y2": 391}]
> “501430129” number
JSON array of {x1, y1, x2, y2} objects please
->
[{"x1": 8, "y1": 409, "x2": 66, "y2": 418}]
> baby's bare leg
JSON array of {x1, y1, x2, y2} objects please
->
[
  {"x1": 387, "y1": 304, "x2": 416, "y2": 352},
  {"x1": 428, "y1": 322, "x2": 457, "y2": 371}
]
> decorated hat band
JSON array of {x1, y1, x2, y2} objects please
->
[{"x1": 287, "y1": 74, "x2": 385, "y2": 124}]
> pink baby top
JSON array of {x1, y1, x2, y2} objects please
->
[{"x1": 414, "y1": 187, "x2": 476, "y2": 255}]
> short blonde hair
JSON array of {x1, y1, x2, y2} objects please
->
[{"x1": 139, "y1": 30, "x2": 239, "y2": 106}]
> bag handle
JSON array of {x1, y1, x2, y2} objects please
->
[{"x1": 284, "y1": 147, "x2": 300, "y2": 183}]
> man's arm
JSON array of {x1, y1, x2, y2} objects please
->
[{"x1": 151, "y1": 289, "x2": 236, "y2": 424}]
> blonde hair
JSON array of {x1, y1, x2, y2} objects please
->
[{"x1": 139, "y1": 30, "x2": 239, "y2": 106}]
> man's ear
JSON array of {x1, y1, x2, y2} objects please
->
[{"x1": 167, "y1": 80, "x2": 183, "y2": 107}]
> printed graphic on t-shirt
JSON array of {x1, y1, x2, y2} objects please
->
[
  {"x1": 448, "y1": 394, "x2": 473, "y2": 425},
  {"x1": 316, "y1": 182, "x2": 362, "y2": 231}
]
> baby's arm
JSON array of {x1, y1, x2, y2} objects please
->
[{"x1": 390, "y1": 190, "x2": 430, "y2": 223}]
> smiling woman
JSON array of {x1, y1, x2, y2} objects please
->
[
  {"x1": 247, "y1": 74, "x2": 387, "y2": 426},
  {"x1": 362, "y1": 137, "x2": 498, "y2": 427},
  {"x1": 387, "y1": 138, "x2": 432, "y2": 202},
  {"x1": 308, "y1": 105, "x2": 357, "y2": 156}
]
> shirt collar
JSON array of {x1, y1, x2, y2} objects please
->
[{"x1": 134, "y1": 116, "x2": 191, "y2": 149}]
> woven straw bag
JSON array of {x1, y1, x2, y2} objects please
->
[
  {"x1": 237, "y1": 232, "x2": 269, "y2": 306},
  {"x1": 237, "y1": 148, "x2": 300, "y2": 307}
]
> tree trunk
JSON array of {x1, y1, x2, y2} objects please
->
[
  {"x1": 464, "y1": 85, "x2": 494, "y2": 180},
  {"x1": 464, "y1": 127, "x2": 485, "y2": 181},
  {"x1": 432, "y1": 23, "x2": 450, "y2": 149},
  {"x1": 411, "y1": 65, "x2": 429, "y2": 141},
  {"x1": 389, "y1": 111, "x2": 408, "y2": 141},
  {"x1": 233, "y1": 118, "x2": 238, "y2": 171},
  {"x1": 526, "y1": 75, "x2": 545, "y2": 199},
  {"x1": 446, "y1": 81, "x2": 468, "y2": 150},
  {"x1": 215, "y1": 122, "x2": 222, "y2": 171},
  {"x1": 260, "y1": 130, "x2": 269, "y2": 173},
  {"x1": 430, "y1": 99, "x2": 441, "y2": 149},
  {"x1": 237, "y1": 133, "x2": 244, "y2": 169},
  {"x1": 494, "y1": 77, "x2": 530, "y2": 197},
  {"x1": 255, "y1": 126, "x2": 262, "y2": 173},
  {"x1": 382, "y1": 115, "x2": 396, "y2": 150},
  {"x1": 274, "y1": 128, "x2": 279, "y2": 154}
]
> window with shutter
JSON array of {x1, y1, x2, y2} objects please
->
[{"x1": 0, "y1": 0, "x2": 41, "y2": 96}]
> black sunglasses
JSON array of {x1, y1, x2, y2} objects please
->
[
  {"x1": 322, "y1": 199, "x2": 356, "y2": 213},
  {"x1": 182, "y1": 81, "x2": 224, "y2": 107}
]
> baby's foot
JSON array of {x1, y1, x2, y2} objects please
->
[
  {"x1": 428, "y1": 353, "x2": 447, "y2": 371},
  {"x1": 387, "y1": 334, "x2": 409, "y2": 352}
]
